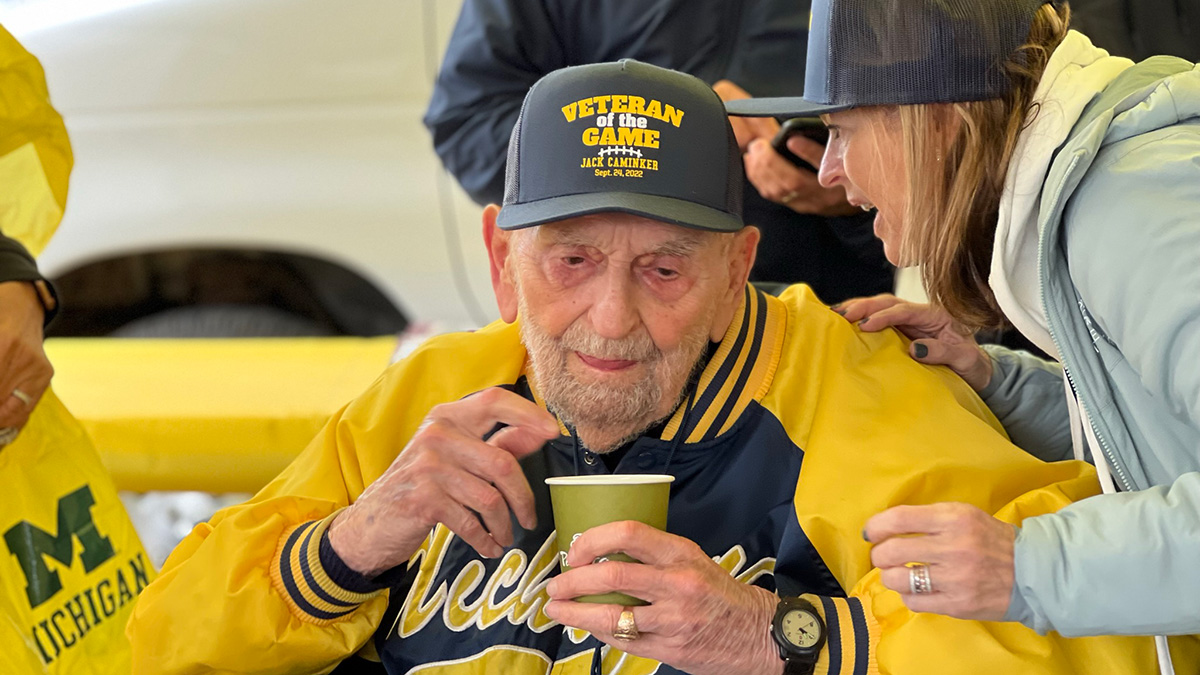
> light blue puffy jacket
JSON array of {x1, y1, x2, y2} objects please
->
[{"x1": 983, "y1": 56, "x2": 1200, "y2": 638}]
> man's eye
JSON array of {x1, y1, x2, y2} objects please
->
[
  {"x1": 564, "y1": 256, "x2": 586, "y2": 266},
  {"x1": 655, "y1": 268, "x2": 679, "y2": 279}
]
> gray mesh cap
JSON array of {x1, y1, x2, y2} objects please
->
[
  {"x1": 496, "y1": 60, "x2": 743, "y2": 232},
  {"x1": 726, "y1": 0, "x2": 1054, "y2": 117}
]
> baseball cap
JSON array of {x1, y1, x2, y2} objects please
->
[
  {"x1": 496, "y1": 60, "x2": 743, "y2": 232},
  {"x1": 726, "y1": 0, "x2": 1054, "y2": 118}
]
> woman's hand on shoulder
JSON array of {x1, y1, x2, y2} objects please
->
[{"x1": 833, "y1": 294, "x2": 994, "y2": 391}]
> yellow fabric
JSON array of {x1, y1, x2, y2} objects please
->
[
  {"x1": 127, "y1": 285, "x2": 1191, "y2": 674},
  {"x1": 268, "y1": 512, "x2": 377, "y2": 626},
  {"x1": 128, "y1": 324, "x2": 526, "y2": 674},
  {"x1": 762, "y1": 285, "x2": 1192, "y2": 673},
  {"x1": 0, "y1": 25, "x2": 71, "y2": 255},
  {"x1": 0, "y1": 390, "x2": 154, "y2": 674},
  {"x1": 44, "y1": 337, "x2": 399, "y2": 493}
]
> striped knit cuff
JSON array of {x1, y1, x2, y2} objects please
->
[
  {"x1": 318, "y1": 524, "x2": 394, "y2": 594},
  {"x1": 805, "y1": 594, "x2": 881, "y2": 675},
  {"x1": 270, "y1": 513, "x2": 381, "y2": 624}
]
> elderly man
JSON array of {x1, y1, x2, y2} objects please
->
[{"x1": 128, "y1": 62, "x2": 1168, "y2": 674}]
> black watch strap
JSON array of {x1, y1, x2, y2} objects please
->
[{"x1": 782, "y1": 659, "x2": 816, "y2": 675}]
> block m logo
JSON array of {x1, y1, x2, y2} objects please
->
[{"x1": 4, "y1": 485, "x2": 115, "y2": 608}]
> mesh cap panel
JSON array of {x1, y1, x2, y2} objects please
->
[
  {"x1": 728, "y1": 0, "x2": 1052, "y2": 117},
  {"x1": 814, "y1": 0, "x2": 1049, "y2": 107},
  {"x1": 502, "y1": 108, "x2": 523, "y2": 207}
]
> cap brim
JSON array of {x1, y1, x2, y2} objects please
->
[
  {"x1": 496, "y1": 191, "x2": 743, "y2": 233},
  {"x1": 725, "y1": 96, "x2": 852, "y2": 118}
]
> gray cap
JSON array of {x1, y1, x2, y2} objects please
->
[
  {"x1": 497, "y1": 60, "x2": 744, "y2": 232},
  {"x1": 727, "y1": 0, "x2": 1053, "y2": 117}
]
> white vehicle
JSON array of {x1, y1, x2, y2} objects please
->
[{"x1": 4, "y1": 0, "x2": 495, "y2": 337}]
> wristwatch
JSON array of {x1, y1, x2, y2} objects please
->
[{"x1": 771, "y1": 596, "x2": 826, "y2": 675}]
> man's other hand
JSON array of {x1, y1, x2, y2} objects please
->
[
  {"x1": 545, "y1": 521, "x2": 780, "y2": 675},
  {"x1": 0, "y1": 280, "x2": 51, "y2": 436},
  {"x1": 328, "y1": 387, "x2": 560, "y2": 576}
]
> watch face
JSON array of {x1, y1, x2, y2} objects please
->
[{"x1": 782, "y1": 609, "x2": 822, "y2": 649}]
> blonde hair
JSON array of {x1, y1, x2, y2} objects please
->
[{"x1": 899, "y1": 3, "x2": 1072, "y2": 331}]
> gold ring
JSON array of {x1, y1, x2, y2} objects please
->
[
  {"x1": 10, "y1": 389, "x2": 31, "y2": 407},
  {"x1": 781, "y1": 190, "x2": 802, "y2": 203},
  {"x1": 613, "y1": 608, "x2": 639, "y2": 641}
]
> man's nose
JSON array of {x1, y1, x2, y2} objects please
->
[{"x1": 588, "y1": 271, "x2": 639, "y2": 340}]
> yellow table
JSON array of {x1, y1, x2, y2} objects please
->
[{"x1": 44, "y1": 337, "x2": 397, "y2": 494}]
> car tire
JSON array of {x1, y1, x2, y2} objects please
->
[{"x1": 111, "y1": 304, "x2": 335, "y2": 338}]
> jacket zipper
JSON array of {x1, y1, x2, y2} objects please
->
[
  {"x1": 1038, "y1": 157, "x2": 1134, "y2": 493},
  {"x1": 1077, "y1": 298, "x2": 1118, "y2": 353},
  {"x1": 1058, "y1": 361, "x2": 1133, "y2": 491}
]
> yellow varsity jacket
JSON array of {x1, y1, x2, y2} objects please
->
[{"x1": 127, "y1": 284, "x2": 1187, "y2": 674}]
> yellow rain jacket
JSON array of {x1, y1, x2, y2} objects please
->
[
  {"x1": 0, "y1": 24, "x2": 71, "y2": 259},
  {"x1": 0, "y1": 23, "x2": 157, "y2": 675},
  {"x1": 0, "y1": 23, "x2": 70, "y2": 323},
  {"x1": 128, "y1": 285, "x2": 1185, "y2": 674},
  {"x1": 1, "y1": 392, "x2": 156, "y2": 674}
]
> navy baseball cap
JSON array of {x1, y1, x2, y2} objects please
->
[
  {"x1": 496, "y1": 60, "x2": 744, "y2": 232},
  {"x1": 726, "y1": 0, "x2": 1053, "y2": 118}
]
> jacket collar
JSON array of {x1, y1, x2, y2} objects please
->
[
  {"x1": 989, "y1": 30, "x2": 1131, "y2": 360},
  {"x1": 525, "y1": 284, "x2": 787, "y2": 444}
]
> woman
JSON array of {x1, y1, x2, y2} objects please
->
[{"x1": 732, "y1": 0, "x2": 1200, "y2": 662}]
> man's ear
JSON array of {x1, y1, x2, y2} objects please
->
[
  {"x1": 710, "y1": 226, "x2": 760, "y2": 342},
  {"x1": 483, "y1": 205, "x2": 519, "y2": 323}
]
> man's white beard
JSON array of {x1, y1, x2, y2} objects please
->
[{"x1": 519, "y1": 295, "x2": 712, "y2": 454}]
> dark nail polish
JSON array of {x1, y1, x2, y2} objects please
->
[
  {"x1": 914, "y1": 343, "x2": 929, "y2": 359},
  {"x1": 858, "y1": 318, "x2": 869, "y2": 327},
  {"x1": 862, "y1": 528, "x2": 870, "y2": 542},
  {"x1": 833, "y1": 308, "x2": 846, "y2": 316}
]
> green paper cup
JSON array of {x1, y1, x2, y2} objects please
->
[{"x1": 545, "y1": 474, "x2": 675, "y2": 606}]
